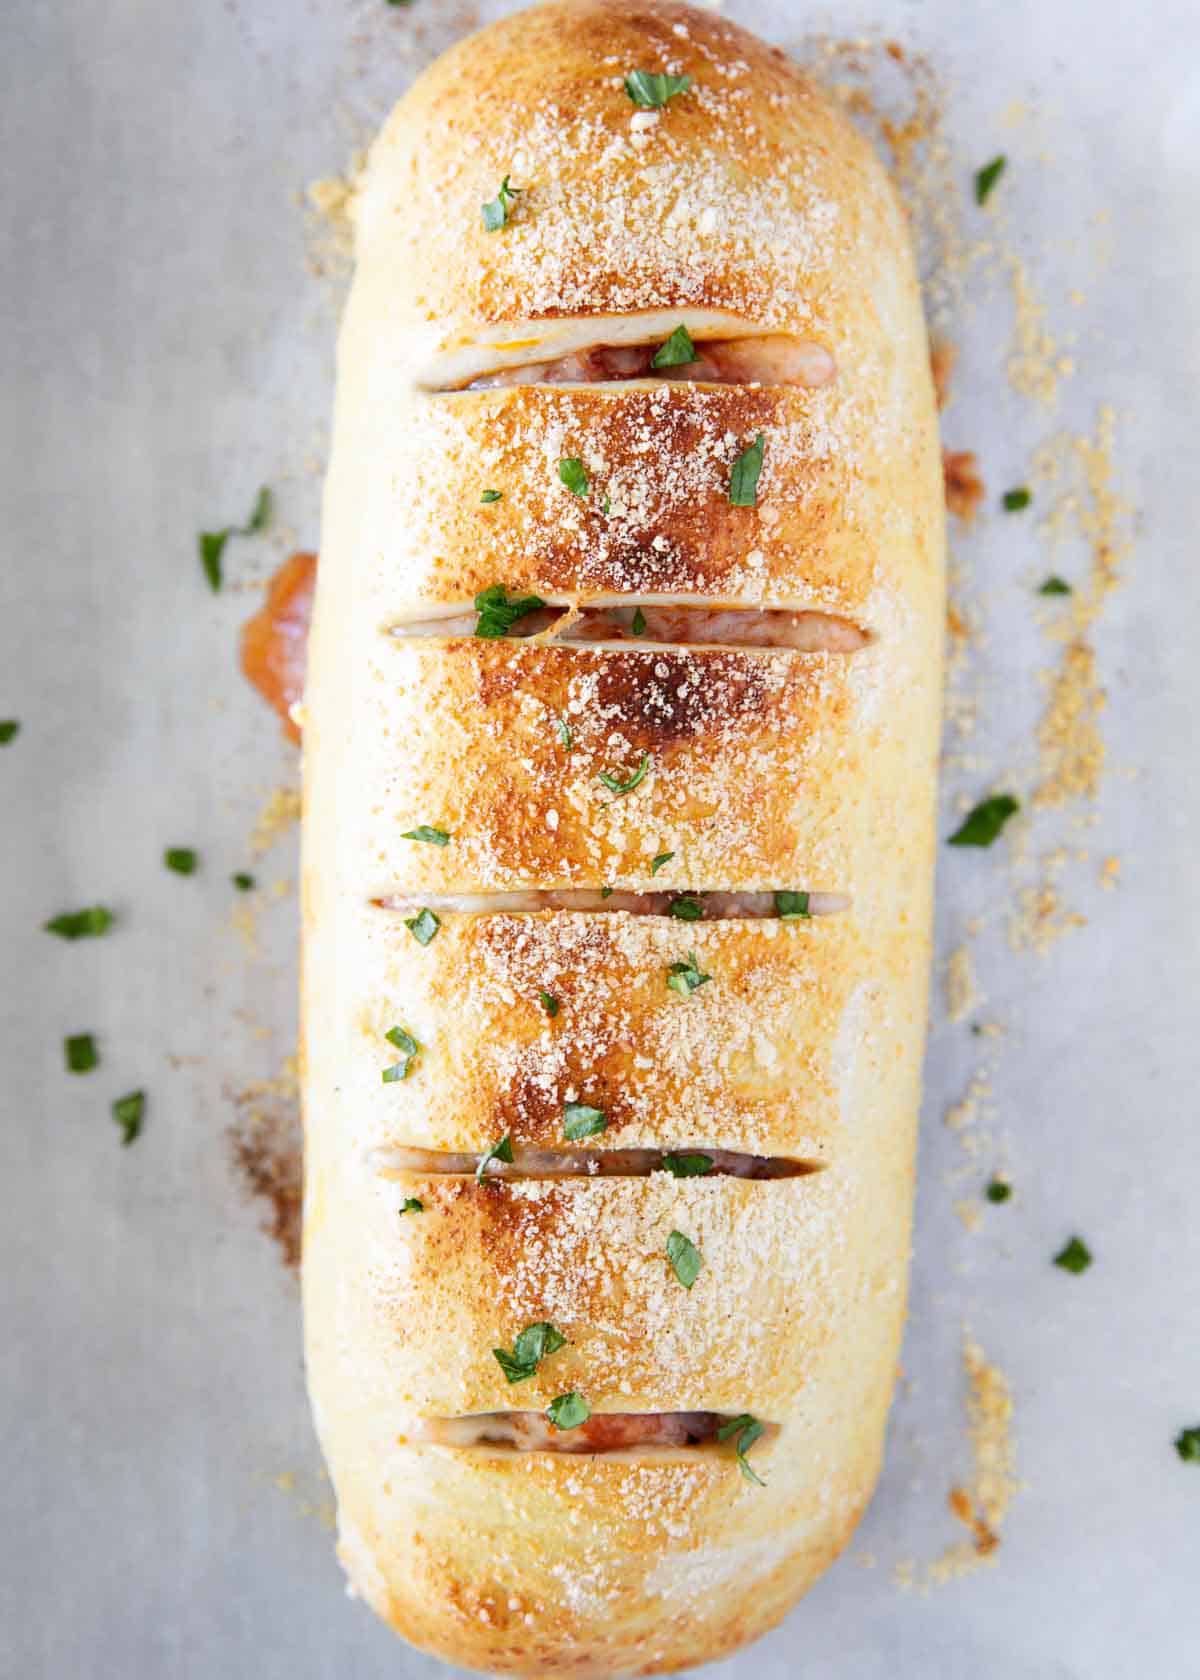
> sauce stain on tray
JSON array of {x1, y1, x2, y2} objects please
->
[
  {"x1": 240, "y1": 550, "x2": 316, "y2": 742},
  {"x1": 229, "y1": 1058, "x2": 303, "y2": 1273}
]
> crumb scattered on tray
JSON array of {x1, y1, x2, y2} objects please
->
[
  {"x1": 941, "y1": 1335, "x2": 1018, "y2": 1570},
  {"x1": 945, "y1": 944, "x2": 980, "y2": 1024},
  {"x1": 943, "y1": 449, "x2": 986, "y2": 522},
  {"x1": 954, "y1": 1199, "x2": 983, "y2": 1233},
  {"x1": 269, "y1": 1466, "x2": 336, "y2": 1531},
  {"x1": 227, "y1": 792, "x2": 301, "y2": 959},
  {"x1": 802, "y1": 34, "x2": 969, "y2": 330},
  {"x1": 230, "y1": 893, "x2": 261, "y2": 960},
  {"x1": 1024, "y1": 403, "x2": 1130, "y2": 848},
  {"x1": 1034, "y1": 639, "x2": 1106, "y2": 809},
  {"x1": 896, "y1": 1334, "x2": 1018, "y2": 1591},
  {"x1": 251, "y1": 785, "x2": 302, "y2": 855},
  {"x1": 1006, "y1": 254, "x2": 1075, "y2": 406},
  {"x1": 1009, "y1": 878, "x2": 1088, "y2": 955},
  {"x1": 944, "y1": 1071, "x2": 994, "y2": 1159},
  {"x1": 302, "y1": 156, "x2": 366, "y2": 281}
]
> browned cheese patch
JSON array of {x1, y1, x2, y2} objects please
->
[{"x1": 466, "y1": 639, "x2": 844, "y2": 756}]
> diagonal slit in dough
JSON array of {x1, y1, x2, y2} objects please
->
[
  {"x1": 372, "y1": 890, "x2": 851, "y2": 918},
  {"x1": 413, "y1": 1412, "x2": 778, "y2": 1455},
  {"x1": 416, "y1": 309, "x2": 836, "y2": 393},
  {"x1": 388, "y1": 601, "x2": 868, "y2": 652},
  {"x1": 451, "y1": 334, "x2": 835, "y2": 392},
  {"x1": 370, "y1": 1146, "x2": 825, "y2": 1180}
]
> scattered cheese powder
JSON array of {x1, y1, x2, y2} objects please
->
[
  {"x1": 302, "y1": 156, "x2": 366, "y2": 281},
  {"x1": 1005, "y1": 254, "x2": 1075, "y2": 407},
  {"x1": 251, "y1": 784, "x2": 302, "y2": 854},
  {"x1": 896, "y1": 1334, "x2": 1019, "y2": 1591},
  {"x1": 936, "y1": 1335, "x2": 1019, "y2": 1577},
  {"x1": 944, "y1": 944, "x2": 980, "y2": 1024},
  {"x1": 1034, "y1": 640, "x2": 1106, "y2": 809}
]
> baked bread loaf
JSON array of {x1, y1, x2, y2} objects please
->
[{"x1": 301, "y1": 0, "x2": 944, "y2": 1671}]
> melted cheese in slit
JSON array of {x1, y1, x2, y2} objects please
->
[
  {"x1": 419, "y1": 1412, "x2": 726, "y2": 1452},
  {"x1": 391, "y1": 603, "x2": 866, "y2": 651},
  {"x1": 458, "y1": 334, "x2": 835, "y2": 391},
  {"x1": 373, "y1": 1146, "x2": 817, "y2": 1180}
]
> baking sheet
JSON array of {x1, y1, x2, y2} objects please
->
[{"x1": 2, "y1": 2, "x2": 1198, "y2": 1675}]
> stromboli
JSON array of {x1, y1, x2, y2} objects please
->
[{"x1": 301, "y1": 0, "x2": 944, "y2": 1672}]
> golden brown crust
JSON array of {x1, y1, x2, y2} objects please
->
[
  {"x1": 330, "y1": 1442, "x2": 874, "y2": 1677},
  {"x1": 338, "y1": 636, "x2": 934, "y2": 898},
  {"x1": 358, "y1": 373, "x2": 937, "y2": 620},
  {"x1": 325, "y1": 1171, "x2": 861, "y2": 1416},
  {"x1": 305, "y1": 1150, "x2": 907, "y2": 1675},
  {"x1": 302, "y1": 1, "x2": 944, "y2": 1670},
  {"x1": 329, "y1": 904, "x2": 920, "y2": 1158},
  {"x1": 358, "y1": 1, "x2": 912, "y2": 342}
]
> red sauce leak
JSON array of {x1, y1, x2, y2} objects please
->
[{"x1": 240, "y1": 551, "x2": 316, "y2": 742}]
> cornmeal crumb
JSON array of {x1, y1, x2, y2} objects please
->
[
  {"x1": 894, "y1": 1335, "x2": 1018, "y2": 1593},
  {"x1": 1006, "y1": 254, "x2": 1075, "y2": 407},
  {"x1": 1009, "y1": 879, "x2": 1087, "y2": 954},
  {"x1": 230, "y1": 899, "x2": 260, "y2": 959},
  {"x1": 954, "y1": 1199, "x2": 982, "y2": 1233},
  {"x1": 251, "y1": 785, "x2": 302, "y2": 854},
  {"x1": 303, "y1": 155, "x2": 366, "y2": 280},
  {"x1": 945, "y1": 944, "x2": 980, "y2": 1024},
  {"x1": 1034, "y1": 640, "x2": 1105, "y2": 808}
]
